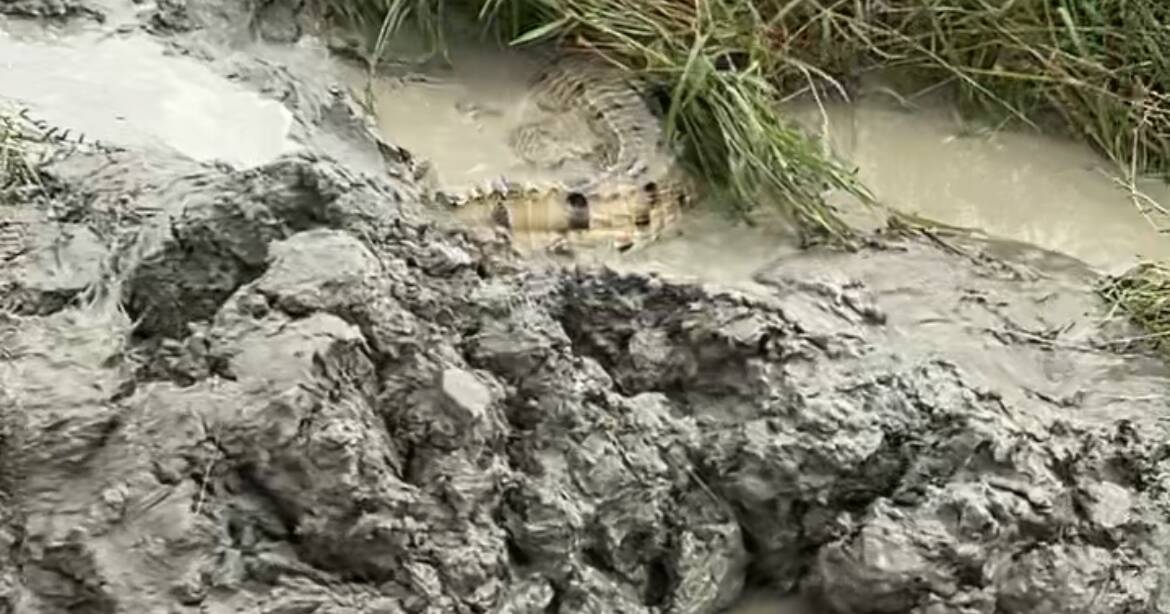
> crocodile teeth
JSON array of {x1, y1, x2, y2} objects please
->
[
  {"x1": 490, "y1": 175, "x2": 512, "y2": 194},
  {"x1": 436, "y1": 190, "x2": 469, "y2": 208}
]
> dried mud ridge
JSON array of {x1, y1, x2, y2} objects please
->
[{"x1": 4, "y1": 2, "x2": 1170, "y2": 614}]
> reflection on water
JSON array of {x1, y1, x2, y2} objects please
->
[
  {"x1": 790, "y1": 99, "x2": 1170, "y2": 274},
  {"x1": 0, "y1": 27, "x2": 297, "y2": 167}
]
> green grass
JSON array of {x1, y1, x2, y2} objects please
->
[
  {"x1": 326, "y1": 0, "x2": 449, "y2": 63},
  {"x1": 849, "y1": 0, "x2": 1170, "y2": 181},
  {"x1": 0, "y1": 109, "x2": 45, "y2": 195}
]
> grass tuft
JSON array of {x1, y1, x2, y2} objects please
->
[
  {"x1": 0, "y1": 109, "x2": 46, "y2": 195},
  {"x1": 325, "y1": 0, "x2": 451, "y2": 67},
  {"x1": 1099, "y1": 261, "x2": 1170, "y2": 354}
]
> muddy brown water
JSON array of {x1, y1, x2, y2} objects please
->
[
  {"x1": 0, "y1": 22, "x2": 297, "y2": 167},
  {"x1": 350, "y1": 35, "x2": 1170, "y2": 278},
  {"x1": 788, "y1": 98, "x2": 1170, "y2": 275},
  {"x1": 340, "y1": 43, "x2": 556, "y2": 190}
]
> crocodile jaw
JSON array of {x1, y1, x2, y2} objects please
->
[{"x1": 441, "y1": 170, "x2": 696, "y2": 254}]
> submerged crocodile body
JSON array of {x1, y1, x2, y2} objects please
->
[{"x1": 437, "y1": 53, "x2": 697, "y2": 254}]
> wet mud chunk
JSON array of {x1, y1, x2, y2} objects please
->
[
  {"x1": 0, "y1": 0, "x2": 103, "y2": 20},
  {"x1": 0, "y1": 206, "x2": 106, "y2": 315},
  {"x1": 6, "y1": 146, "x2": 1170, "y2": 613},
  {"x1": 120, "y1": 153, "x2": 409, "y2": 338}
]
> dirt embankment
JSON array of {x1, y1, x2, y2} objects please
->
[{"x1": 4, "y1": 1, "x2": 1170, "y2": 613}]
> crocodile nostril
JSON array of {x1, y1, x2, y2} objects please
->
[
  {"x1": 566, "y1": 193, "x2": 589, "y2": 230},
  {"x1": 642, "y1": 181, "x2": 660, "y2": 208}
]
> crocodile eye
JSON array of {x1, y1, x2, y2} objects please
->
[
  {"x1": 566, "y1": 193, "x2": 590, "y2": 230},
  {"x1": 642, "y1": 182, "x2": 660, "y2": 208}
]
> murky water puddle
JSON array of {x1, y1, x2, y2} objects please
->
[
  {"x1": 789, "y1": 98, "x2": 1170, "y2": 274},
  {"x1": 342, "y1": 46, "x2": 557, "y2": 190},
  {"x1": 0, "y1": 23, "x2": 297, "y2": 167}
]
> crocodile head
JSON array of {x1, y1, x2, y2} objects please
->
[{"x1": 438, "y1": 168, "x2": 697, "y2": 254}]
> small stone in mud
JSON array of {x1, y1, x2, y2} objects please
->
[
  {"x1": 419, "y1": 242, "x2": 475, "y2": 276},
  {"x1": 1081, "y1": 481, "x2": 1133, "y2": 529},
  {"x1": 440, "y1": 367, "x2": 492, "y2": 423},
  {"x1": 454, "y1": 99, "x2": 504, "y2": 120}
]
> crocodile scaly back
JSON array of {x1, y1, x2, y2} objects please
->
[{"x1": 438, "y1": 52, "x2": 697, "y2": 254}]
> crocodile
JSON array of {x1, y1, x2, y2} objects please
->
[{"x1": 434, "y1": 53, "x2": 698, "y2": 254}]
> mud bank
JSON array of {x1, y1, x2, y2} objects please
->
[
  {"x1": 4, "y1": 123, "x2": 1170, "y2": 614},
  {"x1": 4, "y1": 1, "x2": 1170, "y2": 613}
]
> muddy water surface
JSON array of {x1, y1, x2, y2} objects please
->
[
  {"x1": 611, "y1": 95, "x2": 1170, "y2": 291},
  {"x1": 344, "y1": 39, "x2": 591, "y2": 191},
  {"x1": 353, "y1": 34, "x2": 1170, "y2": 280},
  {"x1": 0, "y1": 23, "x2": 297, "y2": 167},
  {"x1": 790, "y1": 99, "x2": 1170, "y2": 274}
]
